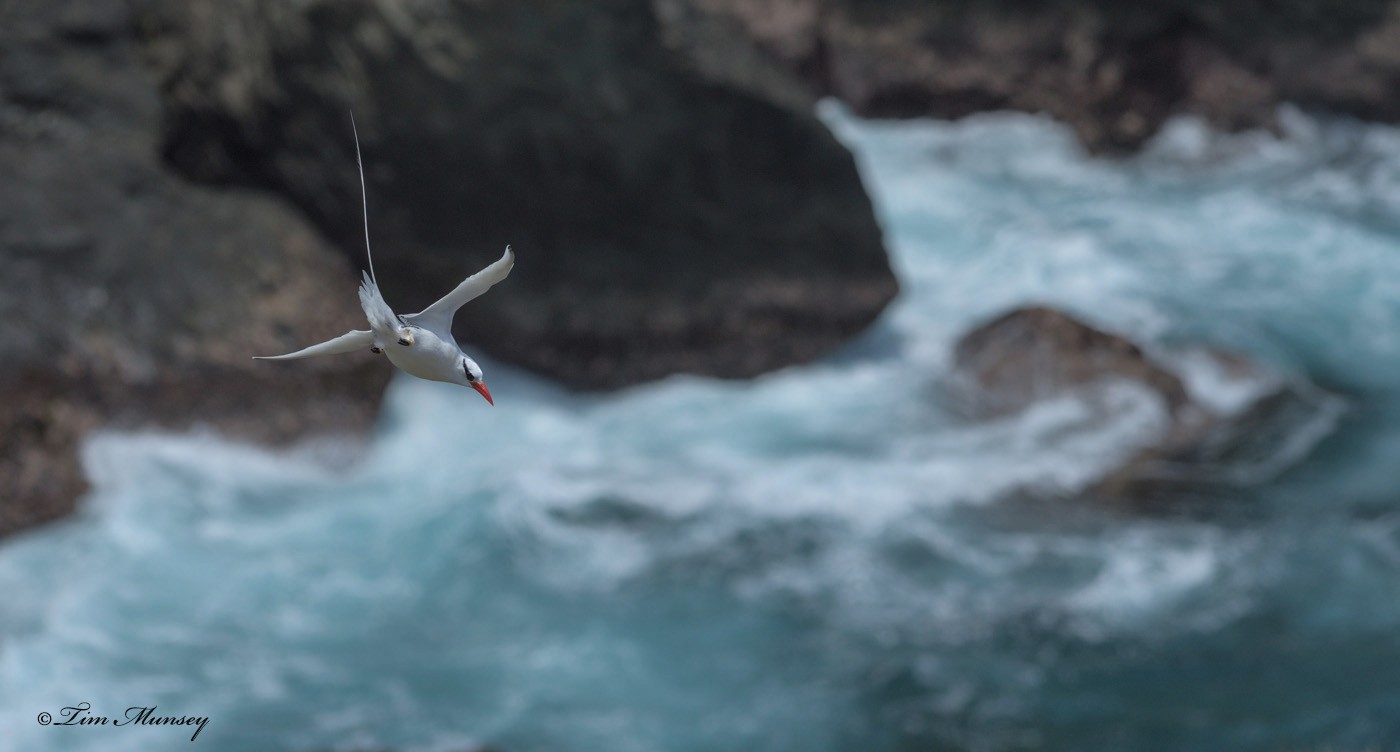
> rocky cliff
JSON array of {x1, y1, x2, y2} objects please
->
[
  {"x1": 139, "y1": 0, "x2": 897, "y2": 388},
  {"x1": 0, "y1": 0, "x2": 392, "y2": 538},
  {"x1": 0, "y1": 0, "x2": 897, "y2": 539},
  {"x1": 692, "y1": 0, "x2": 1400, "y2": 152}
]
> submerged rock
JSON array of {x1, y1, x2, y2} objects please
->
[
  {"x1": 0, "y1": 0, "x2": 389, "y2": 539},
  {"x1": 691, "y1": 0, "x2": 1400, "y2": 153},
  {"x1": 139, "y1": 0, "x2": 898, "y2": 389},
  {"x1": 947, "y1": 306, "x2": 1343, "y2": 507}
]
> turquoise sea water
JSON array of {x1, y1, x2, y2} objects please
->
[{"x1": 3, "y1": 105, "x2": 1400, "y2": 751}]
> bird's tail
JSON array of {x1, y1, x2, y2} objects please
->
[
  {"x1": 350, "y1": 110, "x2": 380, "y2": 287},
  {"x1": 358, "y1": 271, "x2": 401, "y2": 335}
]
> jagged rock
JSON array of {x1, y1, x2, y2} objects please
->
[
  {"x1": 948, "y1": 306, "x2": 1342, "y2": 506},
  {"x1": 947, "y1": 306, "x2": 1190, "y2": 419},
  {"x1": 0, "y1": 0, "x2": 390, "y2": 540},
  {"x1": 135, "y1": 0, "x2": 898, "y2": 389},
  {"x1": 690, "y1": 0, "x2": 1400, "y2": 153}
]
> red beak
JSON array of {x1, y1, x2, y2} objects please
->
[{"x1": 471, "y1": 380, "x2": 494, "y2": 405}]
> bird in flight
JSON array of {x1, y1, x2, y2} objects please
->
[{"x1": 254, "y1": 114, "x2": 513, "y2": 405}]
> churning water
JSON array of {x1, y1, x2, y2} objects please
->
[{"x1": 3, "y1": 104, "x2": 1400, "y2": 751}]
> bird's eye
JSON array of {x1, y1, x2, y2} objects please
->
[{"x1": 462, "y1": 360, "x2": 476, "y2": 381}]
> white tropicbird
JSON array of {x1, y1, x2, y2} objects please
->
[{"x1": 254, "y1": 114, "x2": 512, "y2": 405}]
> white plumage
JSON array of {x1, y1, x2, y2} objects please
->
[{"x1": 254, "y1": 113, "x2": 512, "y2": 405}]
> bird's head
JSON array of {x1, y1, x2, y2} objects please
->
[{"x1": 459, "y1": 356, "x2": 493, "y2": 405}]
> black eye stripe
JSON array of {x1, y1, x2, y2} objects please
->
[{"x1": 462, "y1": 359, "x2": 475, "y2": 381}]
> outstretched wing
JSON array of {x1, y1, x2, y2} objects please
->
[
  {"x1": 253, "y1": 329, "x2": 374, "y2": 361},
  {"x1": 403, "y1": 246, "x2": 514, "y2": 334}
]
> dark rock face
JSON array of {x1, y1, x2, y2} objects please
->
[
  {"x1": 138, "y1": 0, "x2": 898, "y2": 389},
  {"x1": 0, "y1": 0, "x2": 390, "y2": 539},
  {"x1": 692, "y1": 0, "x2": 1400, "y2": 153},
  {"x1": 0, "y1": 0, "x2": 896, "y2": 539},
  {"x1": 948, "y1": 307, "x2": 1342, "y2": 507}
]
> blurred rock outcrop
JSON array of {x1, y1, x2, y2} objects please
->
[
  {"x1": 137, "y1": 0, "x2": 897, "y2": 389},
  {"x1": 949, "y1": 307, "x2": 1190, "y2": 419},
  {"x1": 1, "y1": 0, "x2": 896, "y2": 538},
  {"x1": 947, "y1": 307, "x2": 1343, "y2": 506},
  {"x1": 692, "y1": 0, "x2": 1400, "y2": 153},
  {"x1": 0, "y1": 0, "x2": 391, "y2": 539}
]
